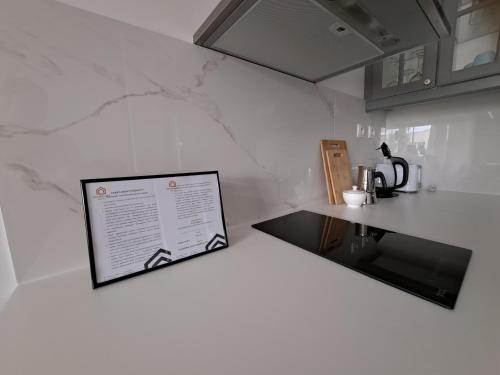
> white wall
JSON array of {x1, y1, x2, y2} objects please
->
[
  {"x1": 384, "y1": 90, "x2": 500, "y2": 194},
  {"x1": 0, "y1": 0, "x2": 338, "y2": 284},
  {"x1": 54, "y1": 0, "x2": 220, "y2": 43},
  {"x1": 319, "y1": 68, "x2": 365, "y2": 99},
  {"x1": 322, "y1": 65, "x2": 500, "y2": 196},
  {"x1": 48, "y1": 0, "x2": 500, "y2": 198},
  {"x1": 318, "y1": 68, "x2": 385, "y2": 183},
  {"x1": 318, "y1": 87, "x2": 385, "y2": 184}
]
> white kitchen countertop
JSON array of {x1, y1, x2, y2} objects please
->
[{"x1": 1, "y1": 191, "x2": 499, "y2": 375}]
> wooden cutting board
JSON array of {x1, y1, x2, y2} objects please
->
[{"x1": 320, "y1": 140, "x2": 353, "y2": 204}]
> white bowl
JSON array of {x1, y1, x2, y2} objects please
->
[{"x1": 343, "y1": 186, "x2": 366, "y2": 208}]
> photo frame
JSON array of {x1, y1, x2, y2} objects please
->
[{"x1": 81, "y1": 171, "x2": 228, "y2": 288}]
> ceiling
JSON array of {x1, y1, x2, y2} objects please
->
[{"x1": 54, "y1": 0, "x2": 220, "y2": 43}]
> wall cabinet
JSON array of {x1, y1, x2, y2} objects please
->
[
  {"x1": 365, "y1": 0, "x2": 500, "y2": 111},
  {"x1": 366, "y1": 43, "x2": 438, "y2": 100},
  {"x1": 438, "y1": 0, "x2": 500, "y2": 85}
]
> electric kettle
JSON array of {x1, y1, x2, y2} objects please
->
[{"x1": 375, "y1": 143, "x2": 409, "y2": 198}]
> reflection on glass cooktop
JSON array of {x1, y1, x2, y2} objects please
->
[{"x1": 252, "y1": 210, "x2": 472, "y2": 309}]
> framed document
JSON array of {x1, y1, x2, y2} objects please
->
[{"x1": 81, "y1": 171, "x2": 228, "y2": 288}]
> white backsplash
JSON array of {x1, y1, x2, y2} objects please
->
[
  {"x1": 319, "y1": 88, "x2": 386, "y2": 183},
  {"x1": 383, "y1": 90, "x2": 500, "y2": 195},
  {"x1": 5, "y1": 0, "x2": 496, "y2": 287},
  {"x1": 0, "y1": 0, "x2": 350, "y2": 283}
]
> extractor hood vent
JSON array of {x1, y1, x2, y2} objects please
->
[{"x1": 194, "y1": 0, "x2": 450, "y2": 82}]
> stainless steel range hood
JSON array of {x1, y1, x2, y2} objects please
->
[{"x1": 194, "y1": 0, "x2": 450, "y2": 82}]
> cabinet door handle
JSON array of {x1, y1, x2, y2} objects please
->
[{"x1": 424, "y1": 78, "x2": 431, "y2": 85}]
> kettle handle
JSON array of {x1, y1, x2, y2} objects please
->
[
  {"x1": 392, "y1": 157, "x2": 409, "y2": 189},
  {"x1": 417, "y1": 165, "x2": 422, "y2": 189},
  {"x1": 374, "y1": 171, "x2": 387, "y2": 188}
]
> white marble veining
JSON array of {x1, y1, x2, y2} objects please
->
[
  {"x1": 0, "y1": 0, "x2": 355, "y2": 283},
  {"x1": 383, "y1": 90, "x2": 500, "y2": 194}
]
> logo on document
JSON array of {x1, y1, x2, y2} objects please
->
[
  {"x1": 95, "y1": 186, "x2": 107, "y2": 196},
  {"x1": 168, "y1": 180, "x2": 177, "y2": 189},
  {"x1": 144, "y1": 249, "x2": 172, "y2": 269},
  {"x1": 205, "y1": 234, "x2": 227, "y2": 251}
]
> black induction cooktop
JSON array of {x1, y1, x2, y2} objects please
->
[{"x1": 252, "y1": 210, "x2": 472, "y2": 309}]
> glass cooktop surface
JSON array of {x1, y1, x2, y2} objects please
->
[{"x1": 252, "y1": 210, "x2": 472, "y2": 309}]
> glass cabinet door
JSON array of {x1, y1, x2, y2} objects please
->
[
  {"x1": 438, "y1": 0, "x2": 500, "y2": 85},
  {"x1": 368, "y1": 42, "x2": 438, "y2": 99}
]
